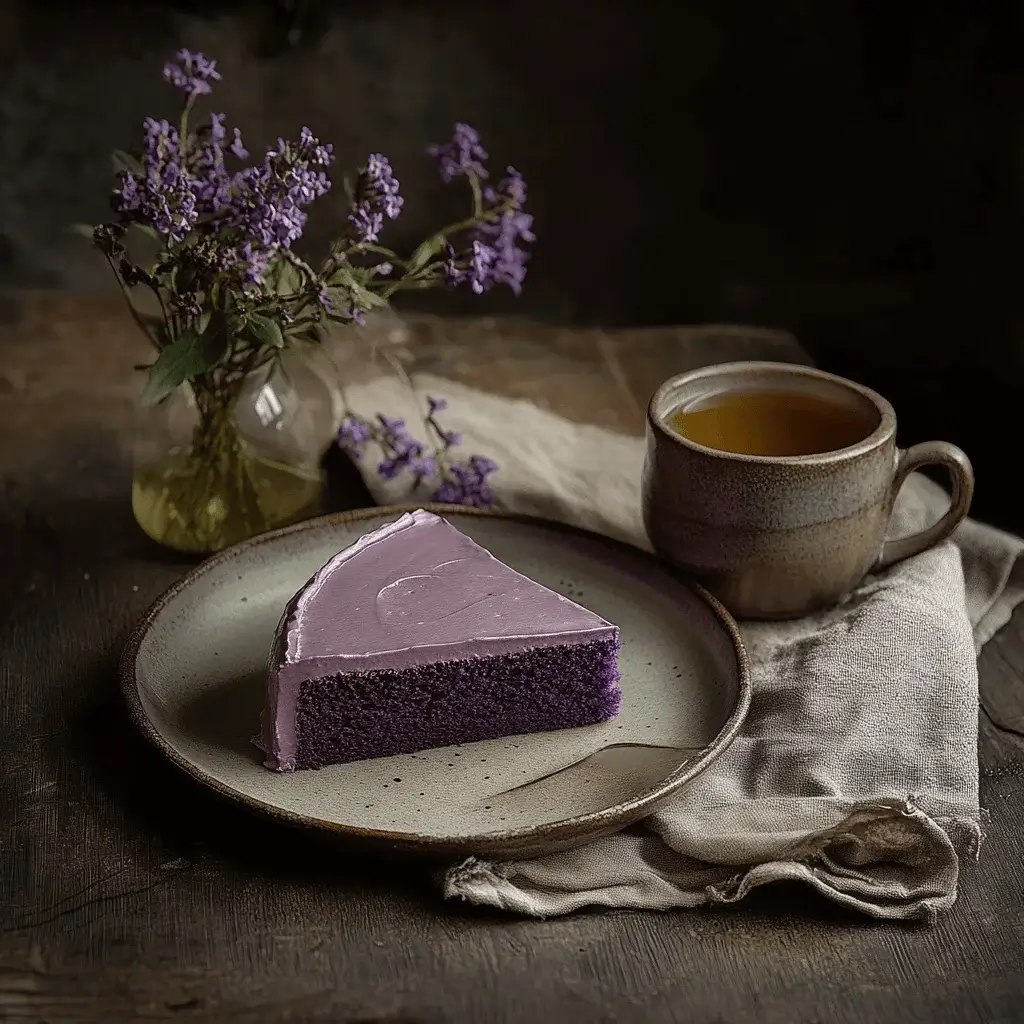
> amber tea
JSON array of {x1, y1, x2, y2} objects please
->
[
  {"x1": 668, "y1": 388, "x2": 877, "y2": 457},
  {"x1": 646, "y1": 361, "x2": 974, "y2": 618}
]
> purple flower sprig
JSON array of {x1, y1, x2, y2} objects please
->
[
  {"x1": 427, "y1": 122, "x2": 489, "y2": 183},
  {"x1": 321, "y1": 123, "x2": 533, "y2": 318},
  {"x1": 88, "y1": 51, "x2": 534, "y2": 411},
  {"x1": 163, "y1": 49, "x2": 222, "y2": 98},
  {"x1": 337, "y1": 396, "x2": 498, "y2": 508},
  {"x1": 347, "y1": 153, "x2": 404, "y2": 244},
  {"x1": 441, "y1": 166, "x2": 534, "y2": 297}
]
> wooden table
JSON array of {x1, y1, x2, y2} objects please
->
[{"x1": 3, "y1": 293, "x2": 1023, "y2": 1024}]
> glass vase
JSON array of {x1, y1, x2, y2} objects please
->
[{"x1": 131, "y1": 345, "x2": 343, "y2": 554}]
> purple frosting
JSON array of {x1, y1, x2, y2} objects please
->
[{"x1": 260, "y1": 509, "x2": 618, "y2": 771}]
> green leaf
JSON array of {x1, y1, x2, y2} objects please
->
[
  {"x1": 195, "y1": 309, "x2": 213, "y2": 337},
  {"x1": 112, "y1": 149, "x2": 144, "y2": 176},
  {"x1": 287, "y1": 253, "x2": 321, "y2": 288},
  {"x1": 70, "y1": 223, "x2": 97, "y2": 241},
  {"x1": 271, "y1": 257, "x2": 303, "y2": 297},
  {"x1": 284, "y1": 322, "x2": 321, "y2": 346},
  {"x1": 407, "y1": 235, "x2": 442, "y2": 273},
  {"x1": 395, "y1": 277, "x2": 443, "y2": 291},
  {"x1": 327, "y1": 263, "x2": 354, "y2": 289},
  {"x1": 139, "y1": 330, "x2": 217, "y2": 406},
  {"x1": 127, "y1": 223, "x2": 159, "y2": 242},
  {"x1": 118, "y1": 223, "x2": 162, "y2": 276},
  {"x1": 245, "y1": 313, "x2": 285, "y2": 349},
  {"x1": 322, "y1": 286, "x2": 358, "y2": 318},
  {"x1": 349, "y1": 281, "x2": 388, "y2": 311}
]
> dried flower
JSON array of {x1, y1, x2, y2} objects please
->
[
  {"x1": 336, "y1": 399, "x2": 498, "y2": 508},
  {"x1": 112, "y1": 117, "x2": 199, "y2": 243},
  {"x1": 428, "y1": 122, "x2": 489, "y2": 182},
  {"x1": 375, "y1": 417, "x2": 423, "y2": 479},
  {"x1": 91, "y1": 223, "x2": 124, "y2": 257},
  {"x1": 443, "y1": 239, "x2": 495, "y2": 295},
  {"x1": 441, "y1": 167, "x2": 534, "y2": 295},
  {"x1": 348, "y1": 154, "x2": 404, "y2": 243},
  {"x1": 219, "y1": 241, "x2": 271, "y2": 285},
  {"x1": 228, "y1": 132, "x2": 333, "y2": 251},
  {"x1": 434, "y1": 456, "x2": 498, "y2": 508},
  {"x1": 338, "y1": 415, "x2": 374, "y2": 458},
  {"x1": 88, "y1": 54, "x2": 532, "y2": 425},
  {"x1": 174, "y1": 291, "x2": 204, "y2": 321},
  {"x1": 473, "y1": 167, "x2": 535, "y2": 295},
  {"x1": 163, "y1": 49, "x2": 222, "y2": 98}
]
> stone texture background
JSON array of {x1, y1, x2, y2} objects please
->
[{"x1": 3, "y1": 2, "x2": 1024, "y2": 384}]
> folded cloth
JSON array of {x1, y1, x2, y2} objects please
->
[{"x1": 342, "y1": 372, "x2": 1024, "y2": 921}]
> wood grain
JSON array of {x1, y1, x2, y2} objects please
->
[{"x1": 1, "y1": 293, "x2": 1022, "y2": 1024}]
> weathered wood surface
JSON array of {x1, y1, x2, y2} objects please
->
[{"x1": 1, "y1": 293, "x2": 1023, "y2": 1024}]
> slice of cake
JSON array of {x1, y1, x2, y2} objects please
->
[{"x1": 257, "y1": 509, "x2": 621, "y2": 771}]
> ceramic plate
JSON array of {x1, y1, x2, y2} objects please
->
[{"x1": 121, "y1": 506, "x2": 751, "y2": 859}]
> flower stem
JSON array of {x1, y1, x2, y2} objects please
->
[
  {"x1": 104, "y1": 253, "x2": 161, "y2": 349},
  {"x1": 179, "y1": 94, "x2": 196, "y2": 161}
]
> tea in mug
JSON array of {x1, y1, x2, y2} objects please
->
[{"x1": 668, "y1": 388, "x2": 876, "y2": 457}]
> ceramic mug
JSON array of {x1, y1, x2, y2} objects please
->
[{"x1": 642, "y1": 361, "x2": 975, "y2": 620}]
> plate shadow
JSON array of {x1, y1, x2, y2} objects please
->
[{"x1": 176, "y1": 670, "x2": 266, "y2": 763}]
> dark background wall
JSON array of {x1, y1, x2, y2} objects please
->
[{"x1": 2, "y1": 0, "x2": 1021, "y2": 525}]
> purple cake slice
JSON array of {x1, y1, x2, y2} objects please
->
[{"x1": 257, "y1": 508, "x2": 621, "y2": 771}]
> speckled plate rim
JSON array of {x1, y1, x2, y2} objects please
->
[{"x1": 119, "y1": 504, "x2": 752, "y2": 857}]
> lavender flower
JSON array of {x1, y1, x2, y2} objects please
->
[
  {"x1": 228, "y1": 129, "x2": 333, "y2": 250},
  {"x1": 163, "y1": 50, "x2": 222, "y2": 98},
  {"x1": 209, "y1": 111, "x2": 227, "y2": 143},
  {"x1": 375, "y1": 416, "x2": 431, "y2": 479},
  {"x1": 112, "y1": 117, "x2": 198, "y2": 242},
  {"x1": 296, "y1": 126, "x2": 334, "y2": 168},
  {"x1": 428, "y1": 123, "x2": 489, "y2": 182},
  {"x1": 187, "y1": 112, "x2": 232, "y2": 213},
  {"x1": 441, "y1": 242, "x2": 462, "y2": 288},
  {"x1": 444, "y1": 239, "x2": 496, "y2": 295},
  {"x1": 348, "y1": 154, "x2": 404, "y2": 243},
  {"x1": 443, "y1": 167, "x2": 534, "y2": 296},
  {"x1": 478, "y1": 224, "x2": 531, "y2": 295},
  {"x1": 411, "y1": 454, "x2": 439, "y2": 479},
  {"x1": 142, "y1": 116, "x2": 179, "y2": 171},
  {"x1": 217, "y1": 241, "x2": 271, "y2": 285},
  {"x1": 426, "y1": 395, "x2": 461, "y2": 447},
  {"x1": 484, "y1": 166, "x2": 526, "y2": 209},
  {"x1": 338, "y1": 414, "x2": 373, "y2": 458},
  {"x1": 90, "y1": 51, "x2": 534, "y2": 419},
  {"x1": 433, "y1": 456, "x2": 498, "y2": 508},
  {"x1": 230, "y1": 129, "x2": 248, "y2": 160},
  {"x1": 336, "y1": 400, "x2": 497, "y2": 508},
  {"x1": 474, "y1": 167, "x2": 534, "y2": 295}
]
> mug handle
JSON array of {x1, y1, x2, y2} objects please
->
[{"x1": 874, "y1": 441, "x2": 975, "y2": 571}]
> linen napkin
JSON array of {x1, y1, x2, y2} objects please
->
[{"x1": 341, "y1": 371, "x2": 1024, "y2": 922}]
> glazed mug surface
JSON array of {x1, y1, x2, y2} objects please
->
[{"x1": 642, "y1": 361, "x2": 975, "y2": 620}]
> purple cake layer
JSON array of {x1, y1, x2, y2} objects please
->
[
  {"x1": 259, "y1": 509, "x2": 621, "y2": 771},
  {"x1": 292, "y1": 637, "x2": 622, "y2": 769}
]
